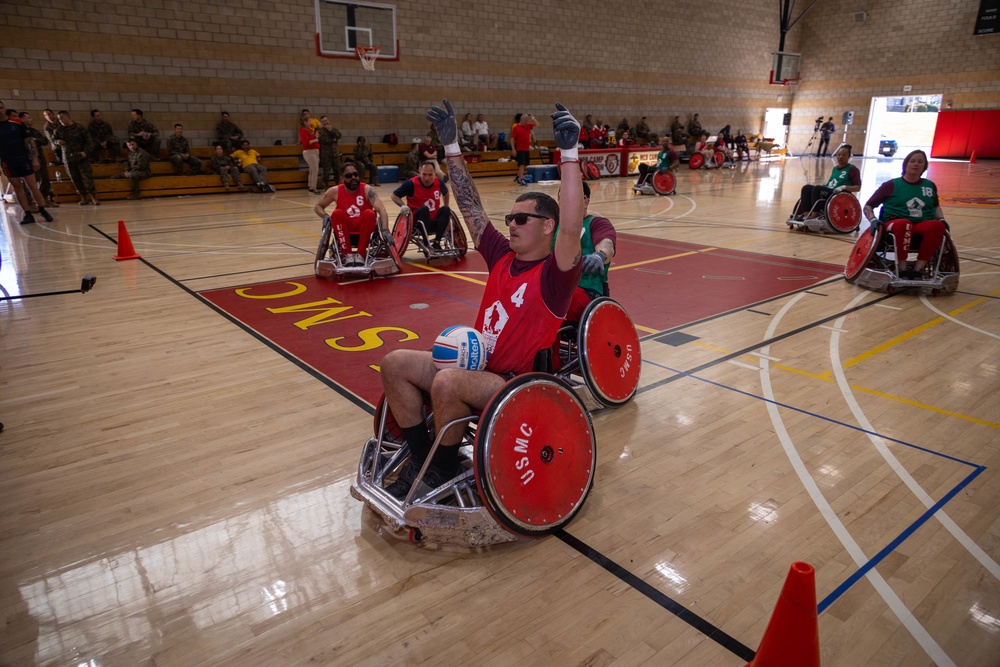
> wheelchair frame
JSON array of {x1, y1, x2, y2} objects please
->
[
  {"x1": 787, "y1": 191, "x2": 862, "y2": 234},
  {"x1": 350, "y1": 297, "x2": 641, "y2": 547},
  {"x1": 315, "y1": 215, "x2": 401, "y2": 280},
  {"x1": 392, "y1": 208, "x2": 469, "y2": 263},
  {"x1": 688, "y1": 150, "x2": 732, "y2": 170},
  {"x1": 845, "y1": 225, "x2": 960, "y2": 295},
  {"x1": 632, "y1": 168, "x2": 676, "y2": 196}
]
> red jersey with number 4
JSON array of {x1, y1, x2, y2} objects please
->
[
  {"x1": 406, "y1": 176, "x2": 442, "y2": 215},
  {"x1": 475, "y1": 253, "x2": 562, "y2": 376},
  {"x1": 336, "y1": 183, "x2": 373, "y2": 220}
]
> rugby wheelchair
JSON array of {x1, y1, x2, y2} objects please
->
[
  {"x1": 632, "y1": 168, "x2": 676, "y2": 196},
  {"x1": 786, "y1": 191, "x2": 862, "y2": 234},
  {"x1": 315, "y1": 214, "x2": 401, "y2": 280},
  {"x1": 350, "y1": 297, "x2": 642, "y2": 547},
  {"x1": 845, "y1": 221, "x2": 960, "y2": 295},
  {"x1": 688, "y1": 149, "x2": 733, "y2": 170},
  {"x1": 392, "y1": 208, "x2": 469, "y2": 263}
]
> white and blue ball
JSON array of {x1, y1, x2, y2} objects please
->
[{"x1": 432, "y1": 325, "x2": 489, "y2": 371}]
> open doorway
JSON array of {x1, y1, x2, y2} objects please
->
[
  {"x1": 763, "y1": 108, "x2": 788, "y2": 149},
  {"x1": 862, "y1": 95, "x2": 941, "y2": 158}
]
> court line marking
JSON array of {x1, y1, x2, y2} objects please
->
[
  {"x1": 919, "y1": 291, "x2": 1000, "y2": 340},
  {"x1": 828, "y1": 291, "x2": 1000, "y2": 581},
  {"x1": 759, "y1": 294, "x2": 955, "y2": 666}
]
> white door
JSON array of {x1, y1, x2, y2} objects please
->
[{"x1": 764, "y1": 108, "x2": 788, "y2": 147}]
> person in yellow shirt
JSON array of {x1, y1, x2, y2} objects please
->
[{"x1": 231, "y1": 140, "x2": 275, "y2": 193}]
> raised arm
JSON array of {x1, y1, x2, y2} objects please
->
[
  {"x1": 551, "y1": 103, "x2": 583, "y2": 272},
  {"x1": 427, "y1": 99, "x2": 491, "y2": 247}
]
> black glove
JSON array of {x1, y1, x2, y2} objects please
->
[
  {"x1": 426, "y1": 100, "x2": 458, "y2": 147},
  {"x1": 322, "y1": 214, "x2": 331, "y2": 227},
  {"x1": 551, "y1": 103, "x2": 582, "y2": 151},
  {"x1": 869, "y1": 218, "x2": 882, "y2": 236},
  {"x1": 940, "y1": 218, "x2": 949, "y2": 231},
  {"x1": 581, "y1": 251, "x2": 606, "y2": 274}
]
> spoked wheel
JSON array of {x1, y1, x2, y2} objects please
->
[
  {"x1": 939, "y1": 234, "x2": 961, "y2": 292},
  {"x1": 577, "y1": 298, "x2": 641, "y2": 407},
  {"x1": 845, "y1": 227, "x2": 882, "y2": 283},
  {"x1": 713, "y1": 151, "x2": 725, "y2": 168},
  {"x1": 689, "y1": 153, "x2": 704, "y2": 170},
  {"x1": 445, "y1": 211, "x2": 468, "y2": 258},
  {"x1": 825, "y1": 192, "x2": 862, "y2": 233},
  {"x1": 316, "y1": 218, "x2": 333, "y2": 265},
  {"x1": 474, "y1": 374, "x2": 595, "y2": 537},
  {"x1": 392, "y1": 209, "x2": 413, "y2": 257},
  {"x1": 651, "y1": 169, "x2": 676, "y2": 195}
]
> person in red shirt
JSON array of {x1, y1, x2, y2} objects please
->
[
  {"x1": 312, "y1": 162, "x2": 389, "y2": 265},
  {"x1": 391, "y1": 162, "x2": 451, "y2": 247},
  {"x1": 379, "y1": 100, "x2": 584, "y2": 499},
  {"x1": 510, "y1": 112, "x2": 536, "y2": 186}
]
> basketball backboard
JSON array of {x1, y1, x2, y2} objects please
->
[
  {"x1": 315, "y1": 0, "x2": 399, "y2": 60},
  {"x1": 770, "y1": 51, "x2": 801, "y2": 86}
]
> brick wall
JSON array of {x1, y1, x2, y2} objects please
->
[{"x1": 1, "y1": 0, "x2": 993, "y2": 155}]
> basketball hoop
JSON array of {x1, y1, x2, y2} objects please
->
[{"x1": 356, "y1": 45, "x2": 381, "y2": 71}]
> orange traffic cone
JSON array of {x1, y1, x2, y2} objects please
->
[
  {"x1": 969, "y1": 150, "x2": 977, "y2": 163},
  {"x1": 113, "y1": 219, "x2": 141, "y2": 261},
  {"x1": 744, "y1": 562, "x2": 820, "y2": 667}
]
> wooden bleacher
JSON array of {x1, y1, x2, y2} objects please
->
[{"x1": 44, "y1": 143, "x2": 549, "y2": 202}]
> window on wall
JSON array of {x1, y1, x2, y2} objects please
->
[{"x1": 314, "y1": 0, "x2": 398, "y2": 59}]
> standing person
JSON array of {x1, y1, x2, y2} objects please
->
[
  {"x1": 817, "y1": 116, "x2": 836, "y2": 158},
  {"x1": 167, "y1": 124, "x2": 202, "y2": 175},
  {"x1": 19, "y1": 111, "x2": 58, "y2": 207},
  {"x1": 210, "y1": 144, "x2": 244, "y2": 192},
  {"x1": 215, "y1": 111, "x2": 243, "y2": 155},
  {"x1": 391, "y1": 162, "x2": 452, "y2": 248},
  {"x1": 794, "y1": 143, "x2": 861, "y2": 219},
  {"x1": 418, "y1": 134, "x2": 447, "y2": 181},
  {"x1": 88, "y1": 110, "x2": 120, "y2": 163},
  {"x1": 299, "y1": 115, "x2": 321, "y2": 193},
  {"x1": 231, "y1": 139, "x2": 274, "y2": 193},
  {"x1": 377, "y1": 99, "x2": 583, "y2": 498},
  {"x1": 313, "y1": 162, "x2": 390, "y2": 265},
  {"x1": 300, "y1": 109, "x2": 321, "y2": 133},
  {"x1": 0, "y1": 101, "x2": 54, "y2": 224},
  {"x1": 352, "y1": 136, "x2": 379, "y2": 186},
  {"x1": 42, "y1": 108, "x2": 63, "y2": 165},
  {"x1": 316, "y1": 115, "x2": 342, "y2": 189},
  {"x1": 127, "y1": 108, "x2": 160, "y2": 157},
  {"x1": 511, "y1": 111, "x2": 536, "y2": 186},
  {"x1": 122, "y1": 139, "x2": 151, "y2": 200},
  {"x1": 863, "y1": 149, "x2": 947, "y2": 279},
  {"x1": 53, "y1": 110, "x2": 99, "y2": 206}
]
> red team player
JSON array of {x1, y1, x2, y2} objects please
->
[
  {"x1": 390, "y1": 161, "x2": 452, "y2": 248},
  {"x1": 379, "y1": 100, "x2": 585, "y2": 498},
  {"x1": 313, "y1": 162, "x2": 389, "y2": 265}
]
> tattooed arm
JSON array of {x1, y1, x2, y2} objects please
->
[{"x1": 445, "y1": 155, "x2": 491, "y2": 248}]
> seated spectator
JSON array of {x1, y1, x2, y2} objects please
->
[
  {"x1": 591, "y1": 119, "x2": 608, "y2": 148},
  {"x1": 473, "y1": 114, "x2": 497, "y2": 151},
  {"x1": 88, "y1": 109, "x2": 120, "y2": 163},
  {"x1": 231, "y1": 139, "x2": 274, "y2": 193},
  {"x1": 734, "y1": 129, "x2": 749, "y2": 161},
  {"x1": 121, "y1": 139, "x2": 151, "y2": 200},
  {"x1": 210, "y1": 143, "x2": 244, "y2": 192},
  {"x1": 392, "y1": 161, "x2": 452, "y2": 248},
  {"x1": 719, "y1": 124, "x2": 734, "y2": 150},
  {"x1": 400, "y1": 140, "x2": 421, "y2": 180},
  {"x1": 686, "y1": 114, "x2": 703, "y2": 152},
  {"x1": 215, "y1": 111, "x2": 243, "y2": 155},
  {"x1": 460, "y1": 113, "x2": 476, "y2": 152},
  {"x1": 635, "y1": 116, "x2": 657, "y2": 145},
  {"x1": 352, "y1": 136, "x2": 379, "y2": 186},
  {"x1": 127, "y1": 108, "x2": 160, "y2": 157},
  {"x1": 167, "y1": 124, "x2": 202, "y2": 175},
  {"x1": 617, "y1": 129, "x2": 634, "y2": 146},
  {"x1": 670, "y1": 116, "x2": 688, "y2": 147}
]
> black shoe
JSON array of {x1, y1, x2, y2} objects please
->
[
  {"x1": 900, "y1": 269, "x2": 923, "y2": 280},
  {"x1": 385, "y1": 459, "x2": 455, "y2": 499},
  {"x1": 19, "y1": 212, "x2": 36, "y2": 225},
  {"x1": 38, "y1": 207, "x2": 53, "y2": 222},
  {"x1": 431, "y1": 240, "x2": 442, "y2": 250}
]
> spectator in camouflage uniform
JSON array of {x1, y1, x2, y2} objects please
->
[
  {"x1": 215, "y1": 111, "x2": 243, "y2": 154},
  {"x1": 210, "y1": 144, "x2": 244, "y2": 192},
  {"x1": 167, "y1": 124, "x2": 202, "y2": 175},
  {"x1": 400, "y1": 140, "x2": 421, "y2": 180},
  {"x1": 122, "y1": 139, "x2": 151, "y2": 199},
  {"x1": 353, "y1": 136, "x2": 379, "y2": 186},
  {"x1": 127, "y1": 108, "x2": 160, "y2": 157},
  {"x1": 317, "y1": 115, "x2": 342, "y2": 189},
  {"x1": 19, "y1": 111, "x2": 58, "y2": 207},
  {"x1": 88, "y1": 109, "x2": 121, "y2": 163},
  {"x1": 43, "y1": 108, "x2": 63, "y2": 165},
  {"x1": 53, "y1": 110, "x2": 99, "y2": 205}
]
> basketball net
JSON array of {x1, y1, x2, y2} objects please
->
[{"x1": 356, "y1": 45, "x2": 381, "y2": 71}]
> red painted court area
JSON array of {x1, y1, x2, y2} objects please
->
[{"x1": 199, "y1": 233, "x2": 841, "y2": 406}]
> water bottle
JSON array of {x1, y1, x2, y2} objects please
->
[{"x1": 56, "y1": 170, "x2": 62, "y2": 182}]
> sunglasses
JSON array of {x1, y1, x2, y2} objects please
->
[
  {"x1": 343, "y1": 172, "x2": 360, "y2": 179},
  {"x1": 504, "y1": 212, "x2": 549, "y2": 227}
]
